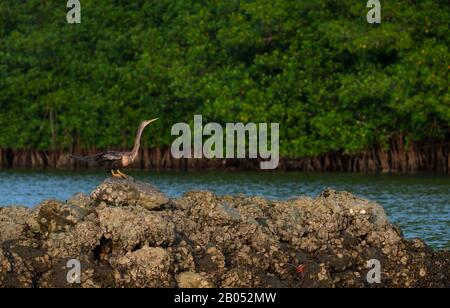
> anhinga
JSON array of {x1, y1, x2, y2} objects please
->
[{"x1": 70, "y1": 118, "x2": 158, "y2": 178}]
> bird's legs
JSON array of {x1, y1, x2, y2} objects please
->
[
  {"x1": 111, "y1": 170, "x2": 127, "y2": 179},
  {"x1": 116, "y1": 170, "x2": 128, "y2": 178}
]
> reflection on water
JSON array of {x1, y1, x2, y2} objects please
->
[{"x1": 0, "y1": 170, "x2": 448, "y2": 249}]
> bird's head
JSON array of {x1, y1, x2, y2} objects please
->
[{"x1": 142, "y1": 118, "x2": 159, "y2": 127}]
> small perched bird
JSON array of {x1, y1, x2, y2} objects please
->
[{"x1": 70, "y1": 118, "x2": 158, "y2": 178}]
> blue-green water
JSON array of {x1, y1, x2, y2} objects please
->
[{"x1": 0, "y1": 170, "x2": 448, "y2": 250}]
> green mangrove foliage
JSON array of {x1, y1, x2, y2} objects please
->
[{"x1": 0, "y1": 0, "x2": 449, "y2": 157}]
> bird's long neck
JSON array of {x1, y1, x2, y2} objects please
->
[{"x1": 131, "y1": 122, "x2": 147, "y2": 160}]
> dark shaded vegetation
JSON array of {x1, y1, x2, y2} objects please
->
[{"x1": 0, "y1": 0, "x2": 448, "y2": 171}]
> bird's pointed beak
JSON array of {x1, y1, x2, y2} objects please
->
[{"x1": 147, "y1": 118, "x2": 159, "y2": 124}]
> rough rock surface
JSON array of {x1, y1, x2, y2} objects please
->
[
  {"x1": 91, "y1": 178, "x2": 169, "y2": 210},
  {"x1": 0, "y1": 178, "x2": 448, "y2": 288}
]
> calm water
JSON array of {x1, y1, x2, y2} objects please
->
[{"x1": 0, "y1": 170, "x2": 448, "y2": 250}]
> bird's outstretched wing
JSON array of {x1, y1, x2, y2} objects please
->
[
  {"x1": 69, "y1": 154, "x2": 97, "y2": 162},
  {"x1": 98, "y1": 152, "x2": 124, "y2": 162},
  {"x1": 69, "y1": 151, "x2": 123, "y2": 163}
]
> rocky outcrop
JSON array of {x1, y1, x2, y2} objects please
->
[
  {"x1": 0, "y1": 178, "x2": 448, "y2": 288},
  {"x1": 91, "y1": 178, "x2": 170, "y2": 210}
]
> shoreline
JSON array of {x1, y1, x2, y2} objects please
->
[{"x1": 0, "y1": 137, "x2": 449, "y2": 173}]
